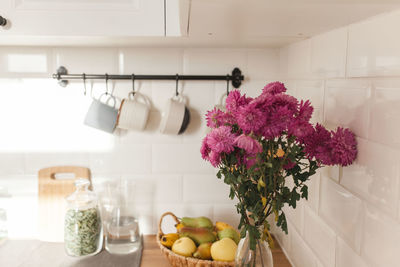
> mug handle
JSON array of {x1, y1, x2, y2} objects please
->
[
  {"x1": 129, "y1": 92, "x2": 151, "y2": 108},
  {"x1": 99, "y1": 93, "x2": 117, "y2": 108},
  {"x1": 172, "y1": 94, "x2": 186, "y2": 104},
  {"x1": 219, "y1": 92, "x2": 228, "y2": 106}
]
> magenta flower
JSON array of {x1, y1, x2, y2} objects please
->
[
  {"x1": 200, "y1": 136, "x2": 211, "y2": 160},
  {"x1": 329, "y1": 127, "x2": 357, "y2": 166},
  {"x1": 303, "y1": 125, "x2": 357, "y2": 166},
  {"x1": 262, "y1": 82, "x2": 287, "y2": 95},
  {"x1": 234, "y1": 134, "x2": 262, "y2": 154},
  {"x1": 205, "y1": 108, "x2": 229, "y2": 128},
  {"x1": 303, "y1": 124, "x2": 333, "y2": 164},
  {"x1": 288, "y1": 120, "x2": 314, "y2": 139},
  {"x1": 209, "y1": 151, "x2": 222, "y2": 167},
  {"x1": 207, "y1": 126, "x2": 236, "y2": 153},
  {"x1": 201, "y1": 82, "x2": 358, "y2": 170},
  {"x1": 298, "y1": 100, "x2": 313, "y2": 123},
  {"x1": 262, "y1": 105, "x2": 295, "y2": 139},
  {"x1": 236, "y1": 103, "x2": 266, "y2": 134},
  {"x1": 243, "y1": 154, "x2": 258, "y2": 168},
  {"x1": 270, "y1": 94, "x2": 298, "y2": 112},
  {"x1": 225, "y1": 90, "x2": 252, "y2": 114}
]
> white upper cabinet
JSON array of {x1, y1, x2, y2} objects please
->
[{"x1": 0, "y1": 0, "x2": 167, "y2": 36}]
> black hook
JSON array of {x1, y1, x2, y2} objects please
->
[
  {"x1": 226, "y1": 74, "x2": 230, "y2": 95},
  {"x1": 175, "y1": 74, "x2": 179, "y2": 96},
  {"x1": 105, "y1": 73, "x2": 109, "y2": 95},
  {"x1": 82, "y1": 73, "x2": 87, "y2": 96},
  {"x1": 131, "y1": 74, "x2": 136, "y2": 95}
]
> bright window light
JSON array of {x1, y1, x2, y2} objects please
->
[{"x1": 7, "y1": 54, "x2": 47, "y2": 73}]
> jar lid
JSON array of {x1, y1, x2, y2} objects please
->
[{"x1": 66, "y1": 179, "x2": 97, "y2": 210}]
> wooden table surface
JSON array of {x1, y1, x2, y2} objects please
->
[
  {"x1": 141, "y1": 235, "x2": 292, "y2": 267},
  {"x1": 0, "y1": 235, "x2": 291, "y2": 267}
]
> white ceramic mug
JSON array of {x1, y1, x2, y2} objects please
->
[
  {"x1": 160, "y1": 95, "x2": 191, "y2": 135},
  {"x1": 117, "y1": 92, "x2": 150, "y2": 131},
  {"x1": 84, "y1": 93, "x2": 119, "y2": 134}
]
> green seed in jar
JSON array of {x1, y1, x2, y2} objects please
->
[{"x1": 64, "y1": 207, "x2": 101, "y2": 257}]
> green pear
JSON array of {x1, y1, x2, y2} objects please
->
[
  {"x1": 193, "y1": 242, "x2": 212, "y2": 260},
  {"x1": 179, "y1": 226, "x2": 216, "y2": 245},
  {"x1": 217, "y1": 228, "x2": 240, "y2": 244},
  {"x1": 181, "y1": 216, "x2": 214, "y2": 230}
]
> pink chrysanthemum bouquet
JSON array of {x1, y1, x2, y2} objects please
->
[{"x1": 200, "y1": 82, "x2": 357, "y2": 250}]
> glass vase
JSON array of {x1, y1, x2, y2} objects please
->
[{"x1": 235, "y1": 232, "x2": 273, "y2": 267}]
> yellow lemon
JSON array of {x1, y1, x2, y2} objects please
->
[
  {"x1": 172, "y1": 237, "x2": 197, "y2": 257},
  {"x1": 211, "y1": 237, "x2": 238, "y2": 261}
]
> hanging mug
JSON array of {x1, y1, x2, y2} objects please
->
[
  {"x1": 117, "y1": 92, "x2": 151, "y2": 131},
  {"x1": 84, "y1": 93, "x2": 119, "y2": 134},
  {"x1": 160, "y1": 94, "x2": 191, "y2": 135},
  {"x1": 215, "y1": 92, "x2": 227, "y2": 111}
]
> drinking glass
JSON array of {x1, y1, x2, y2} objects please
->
[{"x1": 97, "y1": 179, "x2": 141, "y2": 255}]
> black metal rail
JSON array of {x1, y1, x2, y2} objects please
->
[{"x1": 53, "y1": 66, "x2": 244, "y2": 88}]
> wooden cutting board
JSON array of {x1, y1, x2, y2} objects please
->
[{"x1": 38, "y1": 166, "x2": 91, "y2": 242}]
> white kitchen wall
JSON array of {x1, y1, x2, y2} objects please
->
[
  {"x1": 274, "y1": 9, "x2": 400, "y2": 267},
  {"x1": 0, "y1": 47, "x2": 280, "y2": 237}
]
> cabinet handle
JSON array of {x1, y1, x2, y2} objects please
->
[{"x1": 0, "y1": 16, "x2": 7, "y2": 27}]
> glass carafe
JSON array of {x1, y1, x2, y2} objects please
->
[
  {"x1": 98, "y1": 179, "x2": 141, "y2": 255},
  {"x1": 64, "y1": 179, "x2": 103, "y2": 257}
]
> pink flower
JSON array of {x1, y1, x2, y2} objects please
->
[
  {"x1": 298, "y1": 100, "x2": 313, "y2": 123},
  {"x1": 243, "y1": 154, "x2": 258, "y2": 168},
  {"x1": 271, "y1": 94, "x2": 298, "y2": 112},
  {"x1": 303, "y1": 124, "x2": 333, "y2": 164},
  {"x1": 329, "y1": 127, "x2": 357, "y2": 166},
  {"x1": 200, "y1": 136, "x2": 211, "y2": 160},
  {"x1": 234, "y1": 134, "x2": 262, "y2": 154},
  {"x1": 288, "y1": 120, "x2": 314, "y2": 140},
  {"x1": 205, "y1": 108, "x2": 230, "y2": 128},
  {"x1": 207, "y1": 126, "x2": 236, "y2": 153},
  {"x1": 209, "y1": 151, "x2": 222, "y2": 167},
  {"x1": 262, "y1": 82, "x2": 287, "y2": 95},
  {"x1": 236, "y1": 103, "x2": 266, "y2": 134},
  {"x1": 262, "y1": 106, "x2": 295, "y2": 139},
  {"x1": 303, "y1": 125, "x2": 357, "y2": 166},
  {"x1": 225, "y1": 90, "x2": 252, "y2": 114}
]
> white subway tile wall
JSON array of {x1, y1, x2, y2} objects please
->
[
  {"x1": 0, "y1": 47, "x2": 280, "y2": 237},
  {"x1": 272, "y1": 9, "x2": 400, "y2": 267},
  {"x1": 1, "y1": 9, "x2": 400, "y2": 266},
  {"x1": 303, "y1": 206, "x2": 336, "y2": 267}
]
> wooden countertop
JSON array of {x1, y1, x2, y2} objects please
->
[
  {"x1": 0, "y1": 235, "x2": 291, "y2": 266},
  {"x1": 141, "y1": 235, "x2": 292, "y2": 267}
]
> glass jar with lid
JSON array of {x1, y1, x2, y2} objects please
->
[{"x1": 64, "y1": 179, "x2": 103, "y2": 257}]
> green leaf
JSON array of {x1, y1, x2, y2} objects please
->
[
  {"x1": 240, "y1": 226, "x2": 247, "y2": 239},
  {"x1": 301, "y1": 185, "x2": 308, "y2": 200},
  {"x1": 229, "y1": 186, "x2": 235, "y2": 199},
  {"x1": 277, "y1": 212, "x2": 288, "y2": 234}
]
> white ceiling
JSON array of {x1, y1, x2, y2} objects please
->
[{"x1": 1, "y1": 0, "x2": 400, "y2": 47}]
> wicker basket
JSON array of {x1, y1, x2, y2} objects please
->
[{"x1": 157, "y1": 212, "x2": 235, "y2": 267}]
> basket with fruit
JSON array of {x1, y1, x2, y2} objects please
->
[{"x1": 157, "y1": 212, "x2": 239, "y2": 267}]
